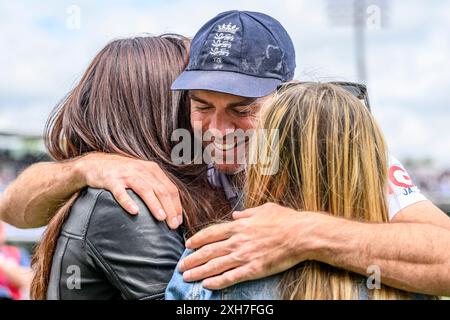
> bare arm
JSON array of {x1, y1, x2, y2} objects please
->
[
  {"x1": 0, "y1": 159, "x2": 85, "y2": 228},
  {"x1": 306, "y1": 203, "x2": 450, "y2": 296},
  {"x1": 0, "y1": 153, "x2": 183, "y2": 229},
  {"x1": 179, "y1": 201, "x2": 450, "y2": 296}
]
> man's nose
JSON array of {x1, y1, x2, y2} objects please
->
[{"x1": 208, "y1": 115, "x2": 235, "y2": 139}]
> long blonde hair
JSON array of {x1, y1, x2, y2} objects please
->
[{"x1": 245, "y1": 83, "x2": 412, "y2": 299}]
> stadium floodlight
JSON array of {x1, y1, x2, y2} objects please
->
[{"x1": 326, "y1": 0, "x2": 390, "y2": 84}]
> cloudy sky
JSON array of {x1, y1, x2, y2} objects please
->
[{"x1": 1, "y1": 0, "x2": 450, "y2": 165}]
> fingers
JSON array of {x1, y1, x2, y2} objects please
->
[
  {"x1": 142, "y1": 163, "x2": 183, "y2": 228},
  {"x1": 111, "y1": 185, "x2": 139, "y2": 215},
  {"x1": 202, "y1": 266, "x2": 249, "y2": 290},
  {"x1": 153, "y1": 185, "x2": 182, "y2": 229},
  {"x1": 183, "y1": 255, "x2": 240, "y2": 282},
  {"x1": 133, "y1": 182, "x2": 179, "y2": 229},
  {"x1": 233, "y1": 203, "x2": 274, "y2": 220},
  {"x1": 150, "y1": 164, "x2": 183, "y2": 223},
  {"x1": 89, "y1": 155, "x2": 183, "y2": 228},
  {"x1": 185, "y1": 222, "x2": 235, "y2": 249},
  {"x1": 179, "y1": 240, "x2": 231, "y2": 272},
  {"x1": 136, "y1": 189, "x2": 167, "y2": 221},
  {"x1": 232, "y1": 209, "x2": 254, "y2": 220},
  {"x1": 125, "y1": 163, "x2": 183, "y2": 229}
]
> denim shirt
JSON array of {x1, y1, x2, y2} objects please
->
[
  {"x1": 165, "y1": 249, "x2": 282, "y2": 300},
  {"x1": 165, "y1": 249, "x2": 435, "y2": 300},
  {"x1": 165, "y1": 250, "x2": 376, "y2": 300}
]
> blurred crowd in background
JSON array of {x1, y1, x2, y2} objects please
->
[
  {"x1": 401, "y1": 159, "x2": 450, "y2": 204},
  {"x1": 0, "y1": 150, "x2": 48, "y2": 300},
  {"x1": 0, "y1": 151, "x2": 50, "y2": 194}
]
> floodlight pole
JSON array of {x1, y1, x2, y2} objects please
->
[{"x1": 354, "y1": 0, "x2": 367, "y2": 84}]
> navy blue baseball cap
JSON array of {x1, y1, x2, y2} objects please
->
[{"x1": 171, "y1": 10, "x2": 296, "y2": 98}]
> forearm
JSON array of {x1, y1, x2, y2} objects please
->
[
  {"x1": 0, "y1": 158, "x2": 86, "y2": 228},
  {"x1": 305, "y1": 213, "x2": 450, "y2": 296}
]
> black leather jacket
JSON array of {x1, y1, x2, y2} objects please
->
[{"x1": 47, "y1": 188, "x2": 185, "y2": 300}]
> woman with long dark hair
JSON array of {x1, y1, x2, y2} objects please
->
[{"x1": 31, "y1": 35, "x2": 229, "y2": 300}]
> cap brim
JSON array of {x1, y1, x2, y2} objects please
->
[{"x1": 171, "y1": 70, "x2": 281, "y2": 98}]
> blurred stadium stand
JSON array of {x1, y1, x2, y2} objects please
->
[{"x1": 0, "y1": 132, "x2": 49, "y2": 250}]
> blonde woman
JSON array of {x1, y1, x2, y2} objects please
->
[{"x1": 166, "y1": 83, "x2": 436, "y2": 300}]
